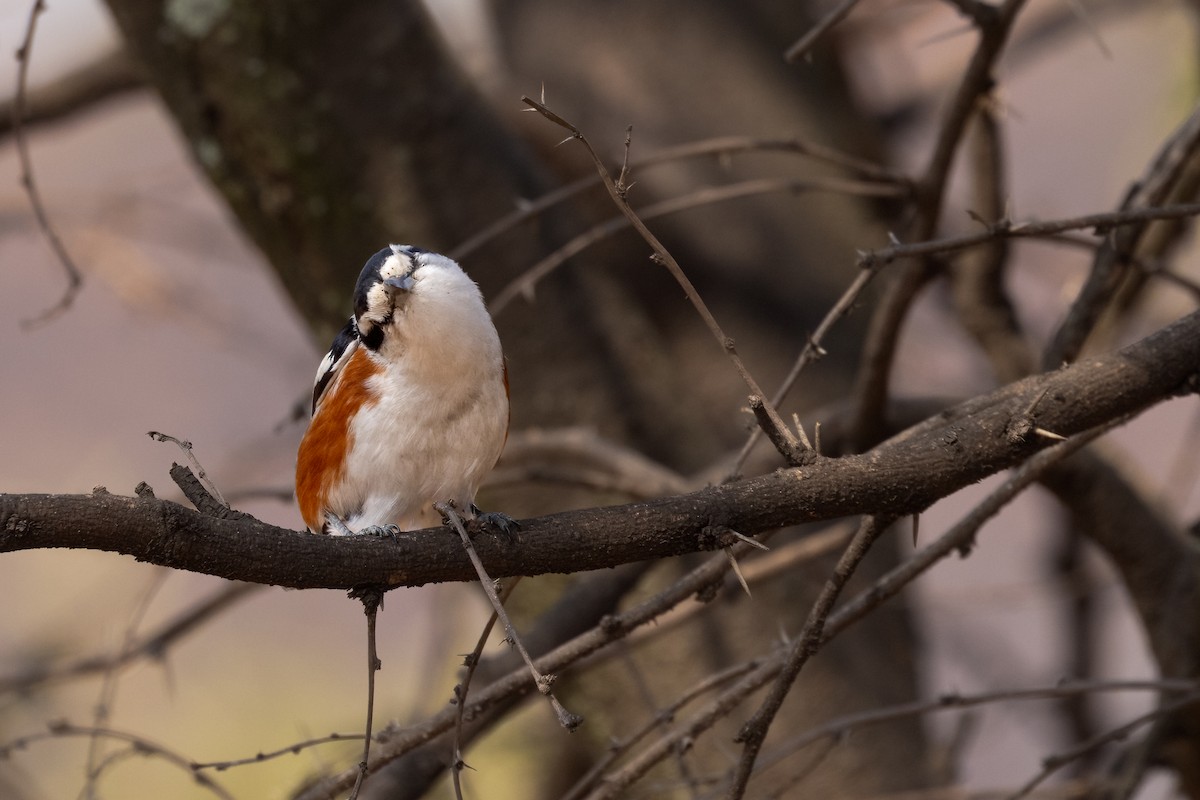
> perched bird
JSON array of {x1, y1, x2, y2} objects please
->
[{"x1": 295, "y1": 244, "x2": 510, "y2": 536}]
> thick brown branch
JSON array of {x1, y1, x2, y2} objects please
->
[{"x1": 1, "y1": 310, "x2": 1196, "y2": 590}]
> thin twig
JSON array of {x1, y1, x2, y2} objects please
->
[
  {"x1": 847, "y1": 0, "x2": 1030, "y2": 449},
  {"x1": 726, "y1": 514, "x2": 893, "y2": 799},
  {"x1": 489, "y1": 174, "x2": 902, "y2": 315},
  {"x1": 451, "y1": 577, "x2": 521, "y2": 800},
  {"x1": 751, "y1": 680, "x2": 1200, "y2": 783},
  {"x1": 451, "y1": 134, "x2": 907, "y2": 262},
  {"x1": 12, "y1": 0, "x2": 84, "y2": 328},
  {"x1": 784, "y1": 0, "x2": 866, "y2": 63},
  {"x1": 347, "y1": 587, "x2": 385, "y2": 800},
  {"x1": 0, "y1": 722, "x2": 234, "y2": 800},
  {"x1": 729, "y1": 266, "x2": 877, "y2": 477},
  {"x1": 81, "y1": 568, "x2": 171, "y2": 800},
  {"x1": 521, "y1": 97, "x2": 806, "y2": 465},
  {"x1": 0, "y1": 582, "x2": 262, "y2": 695},
  {"x1": 857, "y1": 202, "x2": 1200, "y2": 269},
  {"x1": 148, "y1": 431, "x2": 228, "y2": 508},
  {"x1": 561, "y1": 659, "x2": 764, "y2": 800},
  {"x1": 1005, "y1": 692, "x2": 1200, "y2": 800},
  {"x1": 191, "y1": 732, "x2": 363, "y2": 771},
  {"x1": 436, "y1": 501, "x2": 582, "y2": 731}
]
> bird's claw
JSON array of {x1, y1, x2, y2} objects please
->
[
  {"x1": 358, "y1": 523, "x2": 401, "y2": 539},
  {"x1": 472, "y1": 506, "x2": 521, "y2": 542}
]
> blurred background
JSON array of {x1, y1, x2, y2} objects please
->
[{"x1": 1, "y1": 1, "x2": 1199, "y2": 798}]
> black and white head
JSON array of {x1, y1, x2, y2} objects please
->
[
  {"x1": 310, "y1": 244, "x2": 491, "y2": 414},
  {"x1": 352, "y1": 243, "x2": 425, "y2": 350}
]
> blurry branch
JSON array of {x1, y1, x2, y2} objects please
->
[
  {"x1": 950, "y1": 94, "x2": 1030, "y2": 383},
  {"x1": 1008, "y1": 691, "x2": 1200, "y2": 800},
  {"x1": 857, "y1": 203, "x2": 1200, "y2": 272},
  {"x1": 450, "y1": 133, "x2": 908, "y2": 262},
  {"x1": 784, "y1": 0, "x2": 866, "y2": 63},
  {"x1": 12, "y1": 0, "x2": 85, "y2": 328},
  {"x1": 1047, "y1": 100, "x2": 1200, "y2": 367},
  {"x1": 2, "y1": 308, "x2": 1197, "y2": 589},
  {"x1": 491, "y1": 426, "x2": 691, "y2": 498},
  {"x1": 83, "y1": 567, "x2": 170, "y2": 799},
  {"x1": 0, "y1": 48, "x2": 141, "y2": 137},
  {"x1": 191, "y1": 731, "x2": 363, "y2": 772},
  {"x1": 748, "y1": 680, "x2": 1200, "y2": 787},
  {"x1": 560, "y1": 659, "x2": 765, "y2": 800},
  {"x1": 521, "y1": 98, "x2": 806, "y2": 466},
  {"x1": 488, "y1": 174, "x2": 904, "y2": 316},
  {"x1": 0, "y1": 582, "x2": 261, "y2": 696},
  {"x1": 847, "y1": 0, "x2": 1030, "y2": 450},
  {"x1": 0, "y1": 720, "x2": 234, "y2": 799},
  {"x1": 728, "y1": 514, "x2": 893, "y2": 798}
]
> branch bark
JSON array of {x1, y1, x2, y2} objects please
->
[{"x1": 3, "y1": 309, "x2": 1196, "y2": 590}]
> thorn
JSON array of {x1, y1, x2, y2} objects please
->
[
  {"x1": 1033, "y1": 427, "x2": 1068, "y2": 441},
  {"x1": 725, "y1": 549, "x2": 752, "y2": 598},
  {"x1": 727, "y1": 529, "x2": 769, "y2": 551}
]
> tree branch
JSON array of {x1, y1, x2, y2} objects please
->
[{"x1": 2, "y1": 309, "x2": 1196, "y2": 590}]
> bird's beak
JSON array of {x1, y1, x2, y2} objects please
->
[{"x1": 385, "y1": 274, "x2": 415, "y2": 293}]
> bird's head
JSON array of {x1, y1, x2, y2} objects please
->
[{"x1": 351, "y1": 244, "x2": 425, "y2": 350}]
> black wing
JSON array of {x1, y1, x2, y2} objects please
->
[{"x1": 312, "y1": 317, "x2": 359, "y2": 414}]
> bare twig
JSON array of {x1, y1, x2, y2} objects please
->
[
  {"x1": 450, "y1": 577, "x2": 521, "y2": 799},
  {"x1": 0, "y1": 582, "x2": 261, "y2": 695},
  {"x1": 436, "y1": 501, "x2": 582, "y2": 732},
  {"x1": 148, "y1": 432, "x2": 228, "y2": 509},
  {"x1": 856, "y1": 202, "x2": 1200, "y2": 269},
  {"x1": 0, "y1": 721, "x2": 234, "y2": 800},
  {"x1": 489, "y1": 174, "x2": 902, "y2": 316},
  {"x1": 784, "y1": 0, "x2": 866, "y2": 63},
  {"x1": 847, "y1": 0, "x2": 1031, "y2": 449},
  {"x1": 730, "y1": 265, "x2": 878, "y2": 476},
  {"x1": 191, "y1": 732, "x2": 363, "y2": 771},
  {"x1": 451, "y1": 134, "x2": 907, "y2": 262},
  {"x1": 726, "y1": 514, "x2": 893, "y2": 799},
  {"x1": 82, "y1": 568, "x2": 171, "y2": 799},
  {"x1": 583, "y1": 417, "x2": 1130, "y2": 799},
  {"x1": 751, "y1": 680, "x2": 1200, "y2": 783},
  {"x1": 521, "y1": 98, "x2": 807, "y2": 465},
  {"x1": 12, "y1": 0, "x2": 85, "y2": 327},
  {"x1": 1005, "y1": 692, "x2": 1200, "y2": 800},
  {"x1": 347, "y1": 586, "x2": 384, "y2": 800},
  {"x1": 561, "y1": 659, "x2": 764, "y2": 800}
]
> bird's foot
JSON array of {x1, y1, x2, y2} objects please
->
[
  {"x1": 471, "y1": 505, "x2": 521, "y2": 542},
  {"x1": 357, "y1": 524, "x2": 401, "y2": 539}
]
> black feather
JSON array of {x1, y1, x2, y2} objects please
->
[{"x1": 312, "y1": 318, "x2": 358, "y2": 414}]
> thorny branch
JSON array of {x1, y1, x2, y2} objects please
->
[{"x1": 520, "y1": 97, "x2": 809, "y2": 466}]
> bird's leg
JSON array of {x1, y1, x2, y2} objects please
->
[
  {"x1": 326, "y1": 511, "x2": 399, "y2": 538},
  {"x1": 470, "y1": 503, "x2": 520, "y2": 541},
  {"x1": 325, "y1": 512, "x2": 356, "y2": 536}
]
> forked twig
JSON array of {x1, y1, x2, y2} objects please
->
[
  {"x1": 520, "y1": 97, "x2": 807, "y2": 466},
  {"x1": 435, "y1": 501, "x2": 582, "y2": 731}
]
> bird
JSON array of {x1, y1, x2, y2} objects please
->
[{"x1": 295, "y1": 244, "x2": 511, "y2": 536}]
